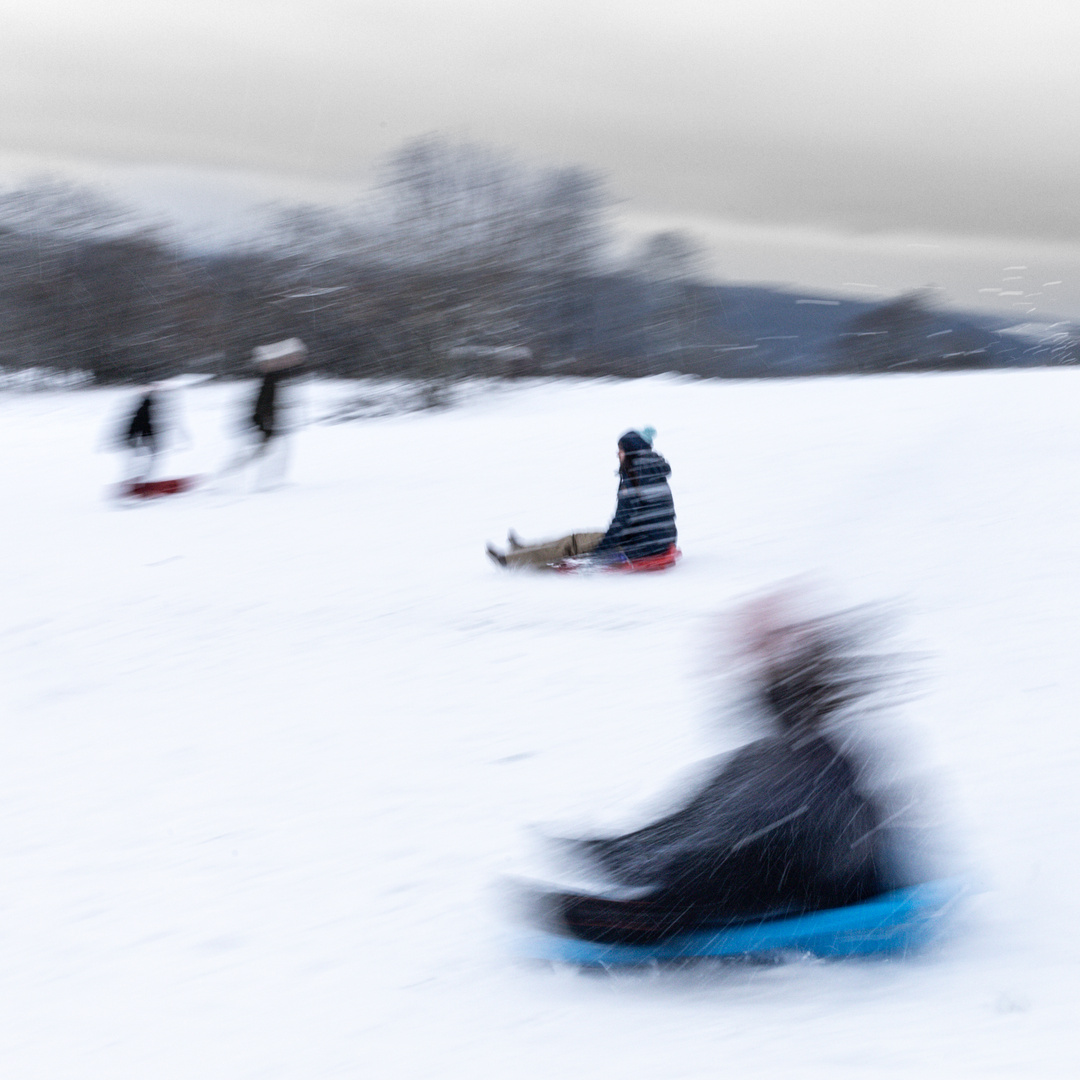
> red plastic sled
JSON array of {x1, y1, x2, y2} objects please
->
[
  {"x1": 117, "y1": 476, "x2": 199, "y2": 500},
  {"x1": 556, "y1": 544, "x2": 681, "y2": 574}
]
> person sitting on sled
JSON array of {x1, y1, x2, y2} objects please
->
[
  {"x1": 487, "y1": 427, "x2": 677, "y2": 570},
  {"x1": 121, "y1": 386, "x2": 160, "y2": 481},
  {"x1": 113, "y1": 382, "x2": 190, "y2": 483},
  {"x1": 533, "y1": 597, "x2": 926, "y2": 946}
]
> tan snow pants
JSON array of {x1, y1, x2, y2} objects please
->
[{"x1": 503, "y1": 531, "x2": 606, "y2": 569}]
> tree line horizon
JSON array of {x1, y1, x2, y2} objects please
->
[{"x1": 0, "y1": 136, "x2": 1072, "y2": 385}]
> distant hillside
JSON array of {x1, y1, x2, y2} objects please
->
[{"x1": 552, "y1": 281, "x2": 1077, "y2": 378}]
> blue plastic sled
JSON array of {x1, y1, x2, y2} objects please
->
[{"x1": 519, "y1": 878, "x2": 966, "y2": 967}]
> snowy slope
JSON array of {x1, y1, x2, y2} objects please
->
[{"x1": 0, "y1": 373, "x2": 1077, "y2": 1078}]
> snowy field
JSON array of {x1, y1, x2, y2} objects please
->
[{"x1": 1, "y1": 372, "x2": 1077, "y2": 1078}]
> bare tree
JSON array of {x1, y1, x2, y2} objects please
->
[{"x1": 629, "y1": 229, "x2": 707, "y2": 358}]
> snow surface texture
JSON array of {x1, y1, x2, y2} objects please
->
[{"x1": 0, "y1": 374, "x2": 1076, "y2": 1078}]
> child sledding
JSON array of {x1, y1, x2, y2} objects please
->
[{"x1": 487, "y1": 428, "x2": 680, "y2": 572}]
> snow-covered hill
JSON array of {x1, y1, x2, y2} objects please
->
[{"x1": 0, "y1": 372, "x2": 1076, "y2": 1077}]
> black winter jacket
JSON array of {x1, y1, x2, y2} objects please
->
[
  {"x1": 124, "y1": 394, "x2": 156, "y2": 449},
  {"x1": 556, "y1": 734, "x2": 889, "y2": 944},
  {"x1": 252, "y1": 372, "x2": 283, "y2": 438},
  {"x1": 592, "y1": 448, "x2": 677, "y2": 561},
  {"x1": 545, "y1": 605, "x2": 910, "y2": 946}
]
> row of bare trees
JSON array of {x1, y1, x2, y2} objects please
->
[
  {"x1": 0, "y1": 139, "x2": 711, "y2": 384},
  {"x1": 3, "y1": 139, "x2": 1067, "y2": 384}
]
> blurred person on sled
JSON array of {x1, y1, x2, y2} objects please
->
[
  {"x1": 529, "y1": 592, "x2": 944, "y2": 946},
  {"x1": 111, "y1": 380, "x2": 192, "y2": 484},
  {"x1": 487, "y1": 427, "x2": 676, "y2": 570}
]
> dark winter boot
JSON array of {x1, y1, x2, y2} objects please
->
[
  {"x1": 486, "y1": 544, "x2": 507, "y2": 567},
  {"x1": 507, "y1": 529, "x2": 526, "y2": 550}
]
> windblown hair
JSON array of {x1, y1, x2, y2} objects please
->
[
  {"x1": 743, "y1": 604, "x2": 903, "y2": 736},
  {"x1": 618, "y1": 453, "x2": 640, "y2": 487}
]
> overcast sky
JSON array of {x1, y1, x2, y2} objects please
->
[{"x1": 4, "y1": 0, "x2": 1080, "y2": 319}]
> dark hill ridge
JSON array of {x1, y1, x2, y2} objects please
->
[{"x1": 548, "y1": 277, "x2": 1073, "y2": 378}]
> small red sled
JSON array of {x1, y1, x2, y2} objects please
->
[
  {"x1": 555, "y1": 543, "x2": 681, "y2": 575},
  {"x1": 116, "y1": 476, "x2": 200, "y2": 500}
]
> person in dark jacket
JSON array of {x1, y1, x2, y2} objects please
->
[
  {"x1": 115, "y1": 384, "x2": 171, "y2": 481},
  {"x1": 110, "y1": 380, "x2": 196, "y2": 486},
  {"x1": 534, "y1": 601, "x2": 915, "y2": 945},
  {"x1": 219, "y1": 338, "x2": 306, "y2": 483},
  {"x1": 487, "y1": 428, "x2": 677, "y2": 569},
  {"x1": 251, "y1": 369, "x2": 285, "y2": 442},
  {"x1": 123, "y1": 389, "x2": 158, "y2": 474}
]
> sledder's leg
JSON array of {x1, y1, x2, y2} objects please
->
[
  {"x1": 217, "y1": 432, "x2": 275, "y2": 485},
  {"x1": 256, "y1": 435, "x2": 290, "y2": 488},
  {"x1": 218, "y1": 443, "x2": 261, "y2": 477},
  {"x1": 568, "y1": 532, "x2": 605, "y2": 556},
  {"x1": 500, "y1": 530, "x2": 604, "y2": 569},
  {"x1": 549, "y1": 892, "x2": 712, "y2": 946},
  {"x1": 126, "y1": 445, "x2": 158, "y2": 484},
  {"x1": 501, "y1": 537, "x2": 571, "y2": 569}
]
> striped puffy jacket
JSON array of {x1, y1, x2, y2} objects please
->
[{"x1": 592, "y1": 448, "x2": 677, "y2": 561}]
